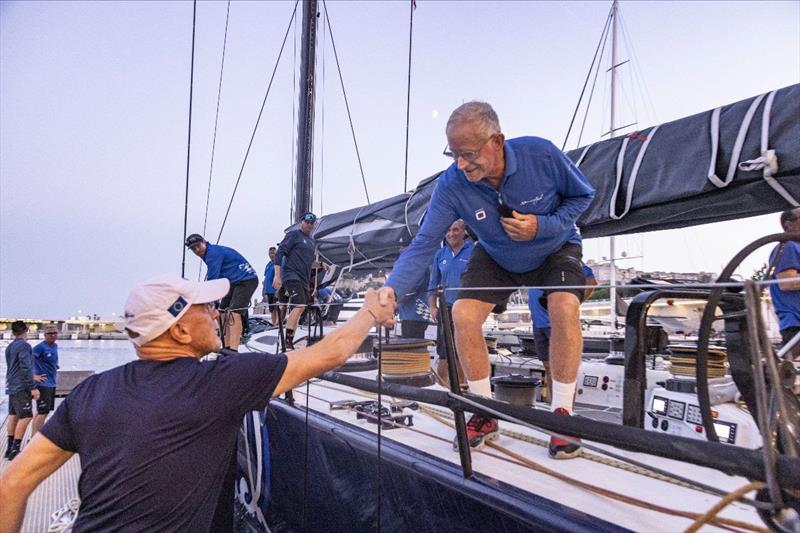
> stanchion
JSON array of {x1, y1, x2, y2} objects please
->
[{"x1": 438, "y1": 286, "x2": 473, "y2": 478}]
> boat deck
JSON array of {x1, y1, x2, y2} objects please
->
[{"x1": 0, "y1": 406, "x2": 81, "y2": 533}]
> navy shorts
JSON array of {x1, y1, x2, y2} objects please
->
[
  {"x1": 457, "y1": 243, "x2": 586, "y2": 310},
  {"x1": 533, "y1": 327, "x2": 552, "y2": 362},
  {"x1": 279, "y1": 279, "x2": 310, "y2": 306},
  {"x1": 35, "y1": 386, "x2": 56, "y2": 414},
  {"x1": 220, "y1": 278, "x2": 258, "y2": 314},
  {"x1": 8, "y1": 390, "x2": 33, "y2": 419},
  {"x1": 264, "y1": 293, "x2": 278, "y2": 309}
]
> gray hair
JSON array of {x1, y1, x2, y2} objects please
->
[{"x1": 446, "y1": 101, "x2": 501, "y2": 138}]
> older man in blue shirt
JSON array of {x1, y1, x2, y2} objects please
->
[{"x1": 381, "y1": 101, "x2": 595, "y2": 458}]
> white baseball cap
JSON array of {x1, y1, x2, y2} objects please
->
[{"x1": 123, "y1": 275, "x2": 230, "y2": 347}]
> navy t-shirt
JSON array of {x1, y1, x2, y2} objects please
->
[
  {"x1": 769, "y1": 240, "x2": 800, "y2": 331},
  {"x1": 40, "y1": 352, "x2": 287, "y2": 532},
  {"x1": 275, "y1": 229, "x2": 316, "y2": 285}
]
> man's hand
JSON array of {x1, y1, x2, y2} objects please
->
[
  {"x1": 369, "y1": 287, "x2": 397, "y2": 327},
  {"x1": 31, "y1": 389, "x2": 40, "y2": 400},
  {"x1": 34, "y1": 375, "x2": 45, "y2": 383},
  {"x1": 272, "y1": 275, "x2": 282, "y2": 291},
  {"x1": 501, "y1": 210, "x2": 538, "y2": 241},
  {"x1": 429, "y1": 301, "x2": 438, "y2": 324}
]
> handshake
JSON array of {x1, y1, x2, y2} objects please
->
[{"x1": 360, "y1": 287, "x2": 397, "y2": 327}]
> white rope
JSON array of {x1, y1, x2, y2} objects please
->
[
  {"x1": 737, "y1": 90, "x2": 798, "y2": 206},
  {"x1": 576, "y1": 144, "x2": 592, "y2": 167},
  {"x1": 47, "y1": 497, "x2": 80, "y2": 533},
  {"x1": 707, "y1": 92, "x2": 767, "y2": 188},
  {"x1": 609, "y1": 127, "x2": 660, "y2": 220}
]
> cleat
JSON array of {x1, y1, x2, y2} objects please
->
[
  {"x1": 453, "y1": 414, "x2": 499, "y2": 451},
  {"x1": 548, "y1": 407, "x2": 581, "y2": 459}
]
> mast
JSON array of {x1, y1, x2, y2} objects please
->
[
  {"x1": 294, "y1": 0, "x2": 318, "y2": 221},
  {"x1": 608, "y1": 0, "x2": 619, "y2": 329}
]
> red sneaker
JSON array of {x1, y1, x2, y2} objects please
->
[
  {"x1": 453, "y1": 414, "x2": 499, "y2": 451},
  {"x1": 548, "y1": 407, "x2": 581, "y2": 459}
]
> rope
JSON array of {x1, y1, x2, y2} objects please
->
[
  {"x1": 380, "y1": 351, "x2": 431, "y2": 375},
  {"x1": 199, "y1": 0, "x2": 232, "y2": 281},
  {"x1": 402, "y1": 0, "x2": 414, "y2": 192},
  {"x1": 181, "y1": 0, "x2": 198, "y2": 279},
  {"x1": 320, "y1": 0, "x2": 370, "y2": 204},
  {"x1": 216, "y1": 0, "x2": 300, "y2": 243},
  {"x1": 299, "y1": 385, "x2": 765, "y2": 532},
  {"x1": 421, "y1": 406, "x2": 766, "y2": 533},
  {"x1": 683, "y1": 482, "x2": 766, "y2": 533}
]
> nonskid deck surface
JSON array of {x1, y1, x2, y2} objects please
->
[
  {"x1": 0, "y1": 403, "x2": 81, "y2": 533},
  {"x1": 285, "y1": 372, "x2": 766, "y2": 533}
]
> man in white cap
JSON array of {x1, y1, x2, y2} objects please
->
[{"x1": 0, "y1": 275, "x2": 395, "y2": 532}]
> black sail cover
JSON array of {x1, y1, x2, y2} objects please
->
[{"x1": 309, "y1": 84, "x2": 800, "y2": 270}]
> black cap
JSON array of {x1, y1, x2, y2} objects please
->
[
  {"x1": 185, "y1": 234, "x2": 205, "y2": 247},
  {"x1": 301, "y1": 212, "x2": 317, "y2": 222},
  {"x1": 11, "y1": 320, "x2": 28, "y2": 334}
]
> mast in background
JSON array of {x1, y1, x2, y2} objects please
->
[{"x1": 294, "y1": 0, "x2": 318, "y2": 222}]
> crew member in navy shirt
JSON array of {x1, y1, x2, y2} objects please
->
[
  {"x1": 769, "y1": 208, "x2": 800, "y2": 360},
  {"x1": 263, "y1": 245, "x2": 279, "y2": 326},
  {"x1": 32, "y1": 324, "x2": 60, "y2": 435},
  {"x1": 529, "y1": 264, "x2": 596, "y2": 400},
  {"x1": 4, "y1": 321, "x2": 39, "y2": 461},
  {"x1": 185, "y1": 233, "x2": 258, "y2": 350},
  {"x1": 0, "y1": 276, "x2": 395, "y2": 531},
  {"x1": 274, "y1": 212, "x2": 327, "y2": 349},
  {"x1": 381, "y1": 102, "x2": 595, "y2": 458},
  {"x1": 427, "y1": 219, "x2": 473, "y2": 384}
]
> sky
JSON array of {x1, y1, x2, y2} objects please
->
[{"x1": 1, "y1": 0, "x2": 798, "y2": 319}]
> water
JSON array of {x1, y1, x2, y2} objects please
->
[{"x1": 0, "y1": 339, "x2": 137, "y2": 418}]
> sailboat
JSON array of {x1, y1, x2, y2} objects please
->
[{"x1": 225, "y1": 1, "x2": 800, "y2": 531}]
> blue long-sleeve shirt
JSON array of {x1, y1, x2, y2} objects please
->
[
  {"x1": 263, "y1": 261, "x2": 276, "y2": 295},
  {"x1": 428, "y1": 241, "x2": 474, "y2": 305},
  {"x1": 275, "y1": 229, "x2": 316, "y2": 285},
  {"x1": 33, "y1": 341, "x2": 59, "y2": 387},
  {"x1": 388, "y1": 137, "x2": 595, "y2": 300},
  {"x1": 203, "y1": 244, "x2": 257, "y2": 285},
  {"x1": 5, "y1": 338, "x2": 36, "y2": 394}
]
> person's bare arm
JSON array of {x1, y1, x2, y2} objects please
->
[
  {"x1": 777, "y1": 268, "x2": 800, "y2": 291},
  {"x1": 0, "y1": 434, "x2": 73, "y2": 533},
  {"x1": 273, "y1": 289, "x2": 395, "y2": 396}
]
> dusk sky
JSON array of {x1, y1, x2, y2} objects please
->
[{"x1": 1, "y1": 0, "x2": 798, "y2": 319}]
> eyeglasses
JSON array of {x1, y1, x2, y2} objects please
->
[{"x1": 443, "y1": 135, "x2": 494, "y2": 162}]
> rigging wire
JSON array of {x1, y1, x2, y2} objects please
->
[
  {"x1": 577, "y1": 20, "x2": 611, "y2": 148},
  {"x1": 320, "y1": 0, "x2": 370, "y2": 204},
  {"x1": 561, "y1": 5, "x2": 613, "y2": 151},
  {"x1": 290, "y1": 9, "x2": 299, "y2": 226},
  {"x1": 320, "y1": 0, "x2": 327, "y2": 215},
  {"x1": 216, "y1": 0, "x2": 300, "y2": 243},
  {"x1": 181, "y1": 0, "x2": 198, "y2": 278},
  {"x1": 403, "y1": 0, "x2": 415, "y2": 192},
  {"x1": 617, "y1": 8, "x2": 659, "y2": 124},
  {"x1": 199, "y1": 0, "x2": 231, "y2": 281}
]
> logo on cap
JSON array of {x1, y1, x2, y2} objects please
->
[{"x1": 168, "y1": 296, "x2": 188, "y2": 317}]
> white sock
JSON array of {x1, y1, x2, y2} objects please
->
[
  {"x1": 551, "y1": 380, "x2": 576, "y2": 414},
  {"x1": 467, "y1": 377, "x2": 492, "y2": 398}
]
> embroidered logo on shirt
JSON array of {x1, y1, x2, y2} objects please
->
[
  {"x1": 475, "y1": 208, "x2": 486, "y2": 221},
  {"x1": 520, "y1": 194, "x2": 544, "y2": 206}
]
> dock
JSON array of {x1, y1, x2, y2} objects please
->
[{"x1": 1, "y1": 408, "x2": 81, "y2": 533}]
